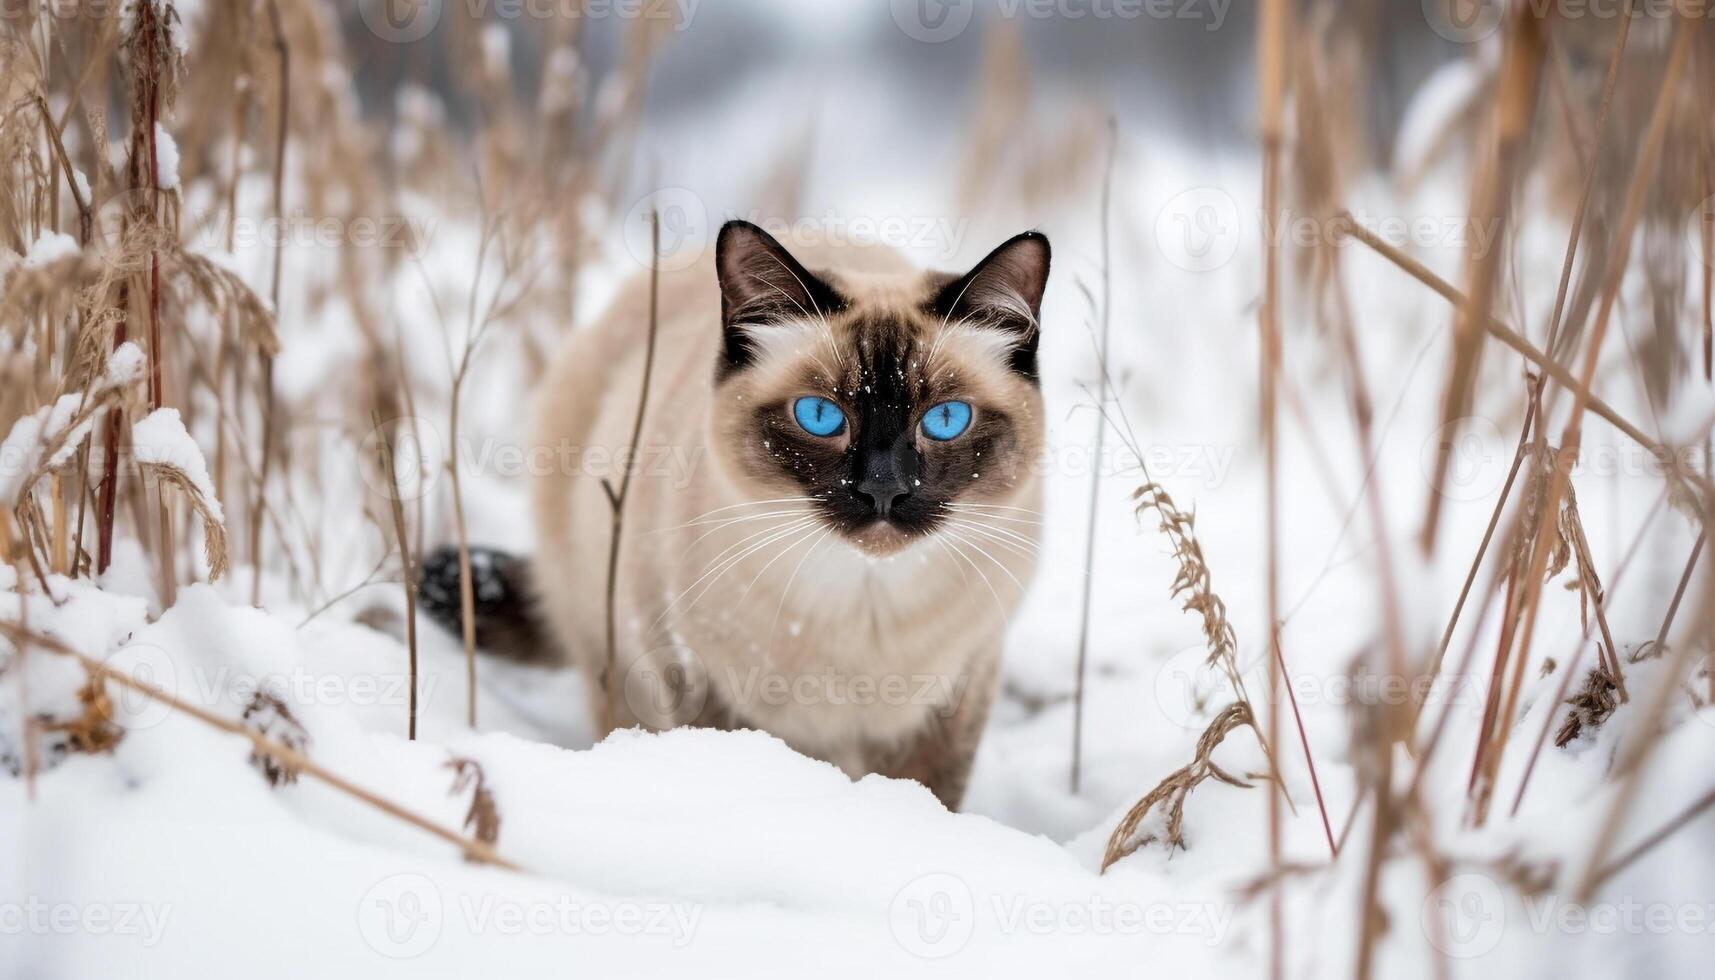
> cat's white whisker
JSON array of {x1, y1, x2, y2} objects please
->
[
  {"x1": 737, "y1": 521, "x2": 825, "y2": 606},
  {"x1": 653, "y1": 516, "x2": 821, "y2": 632},
  {"x1": 949, "y1": 519, "x2": 1039, "y2": 558},
  {"x1": 944, "y1": 527, "x2": 1028, "y2": 595},
  {"x1": 676, "y1": 509, "x2": 818, "y2": 561},
  {"x1": 658, "y1": 496, "x2": 822, "y2": 531},
  {"x1": 676, "y1": 519, "x2": 822, "y2": 626},
  {"x1": 942, "y1": 501, "x2": 1042, "y2": 516},
  {"x1": 768, "y1": 525, "x2": 835, "y2": 654},
  {"x1": 942, "y1": 504, "x2": 1043, "y2": 528},
  {"x1": 939, "y1": 532, "x2": 1009, "y2": 627}
]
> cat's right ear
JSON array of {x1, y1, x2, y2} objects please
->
[{"x1": 715, "y1": 220, "x2": 845, "y2": 374}]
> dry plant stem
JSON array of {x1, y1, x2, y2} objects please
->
[
  {"x1": 1473, "y1": 20, "x2": 1694, "y2": 821},
  {"x1": 1336, "y1": 217, "x2": 1710, "y2": 503},
  {"x1": 1574, "y1": 543, "x2": 1714, "y2": 902},
  {"x1": 600, "y1": 211, "x2": 663, "y2": 732},
  {"x1": 1421, "y1": 379, "x2": 1538, "y2": 703},
  {"x1": 1543, "y1": 6, "x2": 1633, "y2": 359},
  {"x1": 0, "y1": 622, "x2": 520, "y2": 870},
  {"x1": 250, "y1": 0, "x2": 288, "y2": 608},
  {"x1": 1419, "y1": 5, "x2": 1628, "y2": 707},
  {"x1": 1589, "y1": 784, "x2": 1715, "y2": 892},
  {"x1": 449, "y1": 377, "x2": 478, "y2": 727},
  {"x1": 1421, "y1": 9, "x2": 1547, "y2": 553},
  {"x1": 375, "y1": 412, "x2": 420, "y2": 740},
  {"x1": 1257, "y1": 0, "x2": 1287, "y2": 976},
  {"x1": 1070, "y1": 118, "x2": 1117, "y2": 795},
  {"x1": 32, "y1": 95, "x2": 92, "y2": 243},
  {"x1": 1507, "y1": 492, "x2": 1671, "y2": 816},
  {"x1": 1352, "y1": 737, "x2": 1394, "y2": 980}
]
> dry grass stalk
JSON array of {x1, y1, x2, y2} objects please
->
[
  {"x1": 374, "y1": 411, "x2": 420, "y2": 740},
  {"x1": 599, "y1": 211, "x2": 664, "y2": 732},
  {"x1": 0, "y1": 620, "x2": 522, "y2": 871},
  {"x1": 1101, "y1": 702, "x2": 1254, "y2": 870},
  {"x1": 1474, "y1": 19, "x2": 1698, "y2": 826},
  {"x1": 1257, "y1": 1, "x2": 1289, "y2": 974},
  {"x1": 447, "y1": 756, "x2": 502, "y2": 854},
  {"x1": 248, "y1": 0, "x2": 288, "y2": 608},
  {"x1": 1070, "y1": 119, "x2": 1118, "y2": 794},
  {"x1": 1334, "y1": 215, "x2": 1712, "y2": 505},
  {"x1": 1421, "y1": 7, "x2": 1547, "y2": 554},
  {"x1": 137, "y1": 456, "x2": 228, "y2": 581}
]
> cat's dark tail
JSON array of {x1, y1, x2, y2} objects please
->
[{"x1": 416, "y1": 546, "x2": 556, "y2": 665}]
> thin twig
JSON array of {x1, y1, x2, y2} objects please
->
[
  {"x1": 0, "y1": 621, "x2": 520, "y2": 870},
  {"x1": 1070, "y1": 117, "x2": 1117, "y2": 795},
  {"x1": 374, "y1": 412, "x2": 420, "y2": 740},
  {"x1": 600, "y1": 210, "x2": 664, "y2": 732}
]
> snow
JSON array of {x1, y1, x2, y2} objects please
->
[
  {"x1": 23, "y1": 231, "x2": 78, "y2": 269},
  {"x1": 6, "y1": 24, "x2": 1715, "y2": 980},
  {"x1": 153, "y1": 124, "x2": 180, "y2": 191},
  {"x1": 130, "y1": 408, "x2": 222, "y2": 523},
  {"x1": 0, "y1": 343, "x2": 146, "y2": 505}
]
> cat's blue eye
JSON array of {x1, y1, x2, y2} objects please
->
[
  {"x1": 792, "y1": 396, "x2": 846, "y2": 437},
  {"x1": 921, "y1": 401, "x2": 973, "y2": 441}
]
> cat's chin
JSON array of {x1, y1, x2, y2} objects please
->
[{"x1": 843, "y1": 520, "x2": 925, "y2": 558}]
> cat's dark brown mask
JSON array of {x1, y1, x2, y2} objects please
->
[{"x1": 708, "y1": 220, "x2": 1050, "y2": 555}]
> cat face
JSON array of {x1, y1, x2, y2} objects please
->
[{"x1": 709, "y1": 221, "x2": 1050, "y2": 556}]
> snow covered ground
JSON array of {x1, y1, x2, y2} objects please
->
[{"x1": 6, "y1": 8, "x2": 1715, "y2": 977}]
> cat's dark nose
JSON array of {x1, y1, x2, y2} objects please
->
[
  {"x1": 857, "y1": 438, "x2": 918, "y2": 519},
  {"x1": 858, "y1": 474, "x2": 911, "y2": 518}
]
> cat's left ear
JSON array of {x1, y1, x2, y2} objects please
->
[
  {"x1": 928, "y1": 231, "x2": 1051, "y2": 377},
  {"x1": 716, "y1": 220, "x2": 845, "y2": 374}
]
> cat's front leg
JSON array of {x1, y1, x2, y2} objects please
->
[{"x1": 873, "y1": 648, "x2": 1001, "y2": 811}]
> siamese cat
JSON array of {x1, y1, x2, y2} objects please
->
[{"x1": 420, "y1": 220, "x2": 1049, "y2": 809}]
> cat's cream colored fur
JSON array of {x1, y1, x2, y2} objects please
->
[{"x1": 529, "y1": 232, "x2": 1044, "y2": 808}]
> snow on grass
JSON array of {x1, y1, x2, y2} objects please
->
[
  {"x1": 131, "y1": 407, "x2": 222, "y2": 524},
  {"x1": 0, "y1": 344, "x2": 145, "y2": 505},
  {"x1": 23, "y1": 231, "x2": 79, "y2": 268}
]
